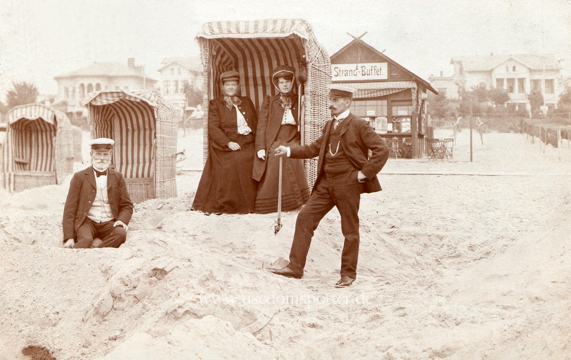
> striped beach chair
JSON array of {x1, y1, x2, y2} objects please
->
[
  {"x1": 84, "y1": 90, "x2": 177, "y2": 203},
  {"x1": 196, "y1": 19, "x2": 331, "y2": 188},
  {"x1": 2, "y1": 104, "x2": 74, "y2": 192}
]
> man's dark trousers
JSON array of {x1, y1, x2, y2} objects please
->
[
  {"x1": 288, "y1": 174, "x2": 363, "y2": 279},
  {"x1": 75, "y1": 219, "x2": 127, "y2": 248}
]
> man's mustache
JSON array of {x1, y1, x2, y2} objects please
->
[{"x1": 329, "y1": 105, "x2": 338, "y2": 110}]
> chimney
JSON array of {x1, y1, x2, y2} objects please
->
[{"x1": 127, "y1": 58, "x2": 136, "y2": 68}]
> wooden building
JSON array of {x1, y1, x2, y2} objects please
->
[{"x1": 331, "y1": 34, "x2": 438, "y2": 158}]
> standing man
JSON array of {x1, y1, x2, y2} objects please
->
[
  {"x1": 271, "y1": 85, "x2": 389, "y2": 287},
  {"x1": 62, "y1": 138, "x2": 133, "y2": 249}
]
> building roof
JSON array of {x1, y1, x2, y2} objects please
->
[
  {"x1": 330, "y1": 37, "x2": 438, "y2": 94},
  {"x1": 159, "y1": 57, "x2": 202, "y2": 73},
  {"x1": 54, "y1": 62, "x2": 150, "y2": 79},
  {"x1": 450, "y1": 54, "x2": 561, "y2": 71}
]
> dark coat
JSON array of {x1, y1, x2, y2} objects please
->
[
  {"x1": 62, "y1": 166, "x2": 133, "y2": 241},
  {"x1": 290, "y1": 113, "x2": 389, "y2": 193},
  {"x1": 207, "y1": 97, "x2": 258, "y2": 151},
  {"x1": 253, "y1": 94, "x2": 299, "y2": 181},
  {"x1": 192, "y1": 96, "x2": 259, "y2": 214}
]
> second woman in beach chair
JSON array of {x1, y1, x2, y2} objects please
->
[
  {"x1": 252, "y1": 65, "x2": 310, "y2": 214},
  {"x1": 192, "y1": 70, "x2": 258, "y2": 214}
]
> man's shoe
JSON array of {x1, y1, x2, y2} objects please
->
[
  {"x1": 271, "y1": 266, "x2": 303, "y2": 279},
  {"x1": 335, "y1": 276, "x2": 355, "y2": 288}
]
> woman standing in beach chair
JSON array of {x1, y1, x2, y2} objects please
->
[
  {"x1": 252, "y1": 65, "x2": 310, "y2": 213},
  {"x1": 192, "y1": 70, "x2": 258, "y2": 214}
]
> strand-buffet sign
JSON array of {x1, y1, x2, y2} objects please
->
[{"x1": 331, "y1": 63, "x2": 388, "y2": 81}]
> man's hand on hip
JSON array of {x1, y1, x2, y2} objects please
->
[{"x1": 357, "y1": 171, "x2": 367, "y2": 183}]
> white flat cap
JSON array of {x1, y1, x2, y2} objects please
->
[{"x1": 89, "y1": 137, "x2": 115, "y2": 148}]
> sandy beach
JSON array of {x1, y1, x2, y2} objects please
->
[{"x1": 1, "y1": 129, "x2": 570, "y2": 359}]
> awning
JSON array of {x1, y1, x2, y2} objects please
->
[
  {"x1": 353, "y1": 88, "x2": 408, "y2": 100},
  {"x1": 196, "y1": 19, "x2": 314, "y2": 40}
]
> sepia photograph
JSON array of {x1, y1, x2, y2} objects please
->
[{"x1": 0, "y1": 0, "x2": 570, "y2": 359}]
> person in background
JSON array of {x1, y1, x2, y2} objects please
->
[
  {"x1": 270, "y1": 85, "x2": 389, "y2": 288},
  {"x1": 252, "y1": 65, "x2": 309, "y2": 213},
  {"x1": 192, "y1": 70, "x2": 258, "y2": 214},
  {"x1": 62, "y1": 138, "x2": 133, "y2": 249}
]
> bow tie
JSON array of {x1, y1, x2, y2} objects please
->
[{"x1": 94, "y1": 170, "x2": 107, "y2": 177}]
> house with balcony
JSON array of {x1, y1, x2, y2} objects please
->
[
  {"x1": 158, "y1": 57, "x2": 204, "y2": 112},
  {"x1": 54, "y1": 58, "x2": 156, "y2": 121},
  {"x1": 450, "y1": 54, "x2": 563, "y2": 111}
]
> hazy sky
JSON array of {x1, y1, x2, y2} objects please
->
[{"x1": 1, "y1": 0, "x2": 570, "y2": 98}]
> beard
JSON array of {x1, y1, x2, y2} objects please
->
[{"x1": 93, "y1": 161, "x2": 110, "y2": 172}]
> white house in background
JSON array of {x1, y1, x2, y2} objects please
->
[
  {"x1": 54, "y1": 58, "x2": 156, "y2": 116},
  {"x1": 158, "y1": 57, "x2": 204, "y2": 112},
  {"x1": 450, "y1": 54, "x2": 563, "y2": 110},
  {"x1": 428, "y1": 71, "x2": 460, "y2": 100}
]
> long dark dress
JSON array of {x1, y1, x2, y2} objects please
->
[
  {"x1": 192, "y1": 97, "x2": 258, "y2": 214},
  {"x1": 252, "y1": 95, "x2": 309, "y2": 213}
]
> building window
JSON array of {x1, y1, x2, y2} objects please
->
[
  {"x1": 71, "y1": 88, "x2": 76, "y2": 99},
  {"x1": 350, "y1": 99, "x2": 388, "y2": 118},
  {"x1": 392, "y1": 102, "x2": 413, "y2": 116},
  {"x1": 87, "y1": 83, "x2": 94, "y2": 93},
  {"x1": 496, "y1": 78, "x2": 505, "y2": 89},
  {"x1": 507, "y1": 78, "x2": 515, "y2": 93},
  {"x1": 174, "y1": 80, "x2": 179, "y2": 94},
  {"x1": 115, "y1": 86, "x2": 120, "y2": 90},
  {"x1": 512, "y1": 65, "x2": 516, "y2": 72},
  {"x1": 178, "y1": 67, "x2": 181, "y2": 75},
  {"x1": 532, "y1": 79, "x2": 541, "y2": 92},
  {"x1": 164, "y1": 80, "x2": 170, "y2": 95},
  {"x1": 171, "y1": 67, "x2": 175, "y2": 75},
  {"x1": 517, "y1": 78, "x2": 525, "y2": 94},
  {"x1": 95, "y1": 83, "x2": 101, "y2": 91},
  {"x1": 64, "y1": 87, "x2": 69, "y2": 99},
  {"x1": 545, "y1": 79, "x2": 554, "y2": 94},
  {"x1": 79, "y1": 84, "x2": 85, "y2": 98}
]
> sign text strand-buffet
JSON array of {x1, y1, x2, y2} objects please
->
[{"x1": 332, "y1": 63, "x2": 388, "y2": 81}]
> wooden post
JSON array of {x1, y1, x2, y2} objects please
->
[{"x1": 469, "y1": 116, "x2": 473, "y2": 162}]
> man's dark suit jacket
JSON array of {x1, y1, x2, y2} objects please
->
[
  {"x1": 290, "y1": 113, "x2": 389, "y2": 193},
  {"x1": 62, "y1": 167, "x2": 133, "y2": 242}
]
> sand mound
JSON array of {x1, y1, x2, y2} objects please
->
[{"x1": 1, "y1": 132, "x2": 570, "y2": 359}]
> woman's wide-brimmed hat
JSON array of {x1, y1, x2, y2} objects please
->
[{"x1": 272, "y1": 65, "x2": 295, "y2": 90}]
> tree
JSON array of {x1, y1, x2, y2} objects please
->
[
  {"x1": 459, "y1": 86, "x2": 490, "y2": 117},
  {"x1": 488, "y1": 87, "x2": 510, "y2": 106},
  {"x1": 427, "y1": 92, "x2": 451, "y2": 119},
  {"x1": 0, "y1": 100, "x2": 7, "y2": 114},
  {"x1": 184, "y1": 82, "x2": 203, "y2": 108},
  {"x1": 528, "y1": 90, "x2": 544, "y2": 116},
  {"x1": 556, "y1": 86, "x2": 571, "y2": 112},
  {"x1": 6, "y1": 81, "x2": 39, "y2": 109}
]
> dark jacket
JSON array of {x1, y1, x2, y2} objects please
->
[
  {"x1": 253, "y1": 94, "x2": 299, "y2": 181},
  {"x1": 62, "y1": 166, "x2": 133, "y2": 241},
  {"x1": 290, "y1": 113, "x2": 389, "y2": 193},
  {"x1": 207, "y1": 97, "x2": 258, "y2": 151}
]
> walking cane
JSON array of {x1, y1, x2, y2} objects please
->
[{"x1": 274, "y1": 156, "x2": 283, "y2": 235}]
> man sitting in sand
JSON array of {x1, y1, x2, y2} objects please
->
[{"x1": 62, "y1": 138, "x2": 133, "y2": 249}]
